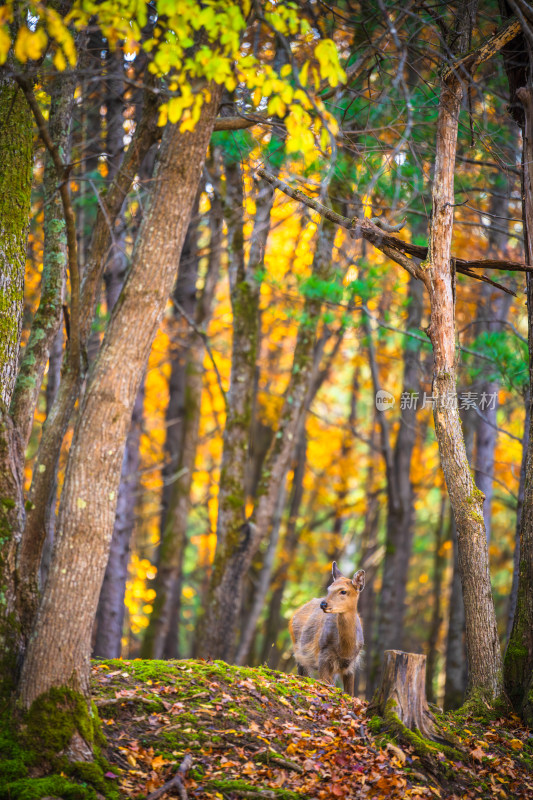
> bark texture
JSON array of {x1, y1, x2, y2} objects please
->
[
  {"x1": 423, "y1": 2, "x2": 503, "y2": 699},
  {"x1": 504, "y1": 85, "x2": 533, "y2": 724},
  {"x1": 0, "y1": 79, "x2": 33, "y2": 410},
  {"x1": 18, "y1": 86, "x2": 222, "y2": 709},
  {"x1": 10, "y1": 70, "x2": 75, "y2": 446},
  {"x1": 18, "y1": 86, "x2": 160, "y2": 620},
  {"x1": 374, "y1": 651, "x2": 437, "y2": 741},
  {"x1": 0, "y1": 76, "x2": 33, "y2": 685}
]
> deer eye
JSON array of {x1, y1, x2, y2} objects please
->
[{"x1": 340, "y1": 590, "x2": 347, "y2": 595}]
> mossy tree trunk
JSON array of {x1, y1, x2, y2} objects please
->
[
  {"x1": 198, "y1": 155, "x2": 273, "y2": 660},
  {"x1": 18, "y1": 87, "x2": 222, "y2": 724},
  {"x1": 18, "y1": 87, "x2": 160, "y2": 620},
  {"x1": 0, "y1": 75, "x2": 33, "y2": 689},
  {"x1": 11, "y1": 68, "x2": 76, "y2": 634},
  {"x1": 10, "y1": 69, "x2": 75, "y2": 448},
  {"x1": 504, "y1": 86, "x2": 533, "y2": 725},
  {"x1": 422, "y1": 2, "x2": 503, "y2": 701}
]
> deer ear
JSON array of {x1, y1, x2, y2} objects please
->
[
  {"x1": 352, "y1": 570, "x2": 365, "y2": 592},
  {"x1": 332, "y1": 561, "x2": 343, "y2": 581}
]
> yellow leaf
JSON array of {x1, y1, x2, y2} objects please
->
[
  {"x1": 53, "y1": 48, "x2": 66, "y2": 71},
  {"x1": 151, "y1": 754, "x2": 168, "y2": 769},
  {"x1": 15, "y1": 27, "x2": 48, "y2": 63},
  {"x1": 126, "y1": 754, "x2": 137, "y2": 767},
  {"x1": 0, "y1": 27, "x2": 10, "y2": 65},
  {"x1": 509, "y1": 738, "x2": 523, "y2": 750}
]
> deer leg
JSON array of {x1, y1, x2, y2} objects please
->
[
  {"x1": 297, "y1": 663, "x2": 309, "y2": 677},
  {"x1": 343, "y1": 671, "x2": 354, "y2": 696},
  {"x1": 318, "y1": 658, "x2": 335, "y2": 686}
]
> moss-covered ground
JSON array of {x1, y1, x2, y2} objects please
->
[{"x1": 0, "y1": 660, "x2": 532, "y2": 798}]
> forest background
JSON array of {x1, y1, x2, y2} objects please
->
[{"x1": 1, "y1": 0, "x2": 532, "y2": 740}]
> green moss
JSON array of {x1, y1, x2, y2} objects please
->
[
  {"x1": 382, "y1": 700, "x2": 463, "y2": 766},
  {"x1": 1, "y1": 775, "x2": 99, "y2": 800},
  {"x1": 206, "y1": 779, "x2": 301, "y2": 799},
  {"x1": 367, "y1": 715, "x2": 383, "y2": 734},
  {"x1": 67, "y1": 761, "x2": 106, "y2": 791},
  {"x1": 24, "y1": 687, "x2": 99, "y2": 758},
  {"x1": 455, "y1": 688, "x2": 509, "y2": 723}
]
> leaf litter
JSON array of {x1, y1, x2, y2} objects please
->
[{"x1": 91, "y1": 660, "x2": 533, "y2": 799}]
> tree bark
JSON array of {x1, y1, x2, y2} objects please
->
[
  {"x1": 18, "y1": 86, "x2": 222, "y2": 713},
  {"x1": 374, "y1": 276, "x2": 424, "y2": 684},
  {"x1": 93, "y1": 385, "x2": 143, "y2": 658},
  {"x1": 423, "y1": 2, "x2": 503, "y2": 700},
  {"x1": 426, "y1": 494, "x2": 448, "y2": 704},
  {"x1": 197, "y1": 157, "x2": 278, "y2": 660},
  {"x1": 93, "y1": 63, "x2": 142, "y2": 659},
  {"x1": 444, "y1": 407, "x2": 473, "y2": 710},
  {"x1": 18, "y1": 85, "x2": 160, "y2": 622},
  {"x1": 10, "y1": 69, "x2": 75, "y2": 446},
  {"x1": 504, "y1": 85, "x2": 533, "y2": 724},
  {"x1": 374, "y1": 650, "x2": 438, "y2": 741},
  {"x1": 0, "y1": 75, "x2": 33, "y2": 684},
  {"x1": 0, "y1": 78, "x2": 33, "y2": 410}
]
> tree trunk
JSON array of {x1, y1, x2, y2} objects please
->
[
  {"x1": 200, "y1": 212, "x2": 337, "y2": 661},
  {"x1": 444, "y1": 518, "x2": 467, "y2": 710},
  {"x1": 443, "y1": 407, "x2": 474, "y2": 709},
  {"x1": 142, "y1": 189, "x2": 222, "y2": 659},
  {"x1": 374, "y1": 276, "x2": 423, "y2": 683},
  {"x1": 18, "y1": 87, "x2": 222, "y2": 720},
  {"x1": 10, "y1": 69, "x2": 75, "y2": 447},
  {"x1": 236, "y1": 324, "x2": 345, "y2": 666},
  {"x1": 507, "y1": 392, "x2": 529, "y2": 643},
  {"x1": 504, "y1": 85, "x2": 533, "y2": 724},
  {"x1": 374, "y1": 650, "x2": 437, "y2": 741},
  {"x1": 260, "y1": 430, "x2": 307, "y2": 669},
  {"x1": 93, "y1": 67, "x2": 143, "y2": 659},
  {"x1": 426, "y1": 494, "x2": 448, "y2": 704},
  {"x1": 0, "y1": 75, "x2": 33, "y2": 684},
  {"x1": 197, "y1": 159, "x2": 277, "y2": 660},
  {"x1": 18, "y1": 85, "x2": 160, "y2": 623},
  {"x1": 423, "y1": 2, "x2": 503, "y2": 700},
  {"x1": 93, "y1": 385, "x2": 144, "y2": 658}
]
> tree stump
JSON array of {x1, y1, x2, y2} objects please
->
[{"x1": 374, "y1": 650, "x2": 439, "y2": 741}]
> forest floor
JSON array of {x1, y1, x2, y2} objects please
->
[
  {"x1": 91, "y1": 659, "x2": 532, "y2": 800},
  {"x1": 1, "y1": 659, "x2": 532, "y2": 799}
]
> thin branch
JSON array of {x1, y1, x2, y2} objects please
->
[
  {"x1": 172, "y1": 298, "x2": 227, "y2": 409},
  {"x1": 441, "y1": 18, "x2": 521, "y2": 81},
  {"x1": 146, "y1": 754, "x2": 192, "y2": 800},
  {"x1": 256, "y1": 168, "x2": 530, "y2": 292}
]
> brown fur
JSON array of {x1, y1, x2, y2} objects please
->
[{"x1": 289, "y1": 562, "x2": 365, "y2": 695}]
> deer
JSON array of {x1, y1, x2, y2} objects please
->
[{"x1": 289, "y1": 562, "x2": 365, "y2": 696}]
